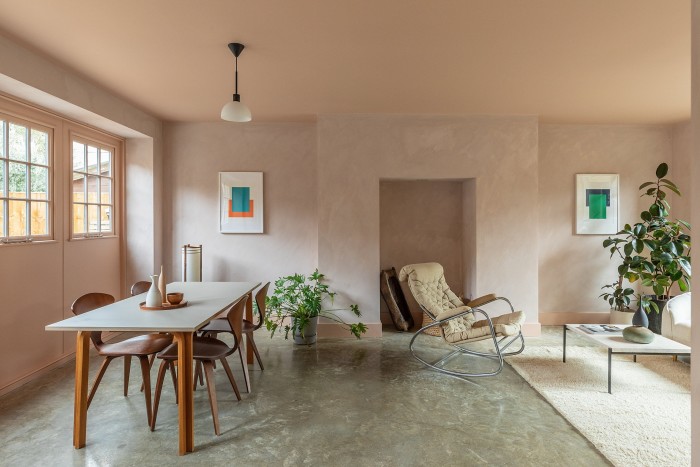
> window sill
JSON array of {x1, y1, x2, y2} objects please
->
[
  {"x1": 0, "y1": 239, "x2": 57, "y2": 248},
  {"x1": 69, "y1": 235, "x2": 119, "y2": 242}
]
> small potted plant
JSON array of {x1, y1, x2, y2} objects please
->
[
  {"x1": 264, "y1": 269, "x2": 367, "y2": 344},
  {"x1": 599, "y1": 277, "x2": 635, "y2": 324},
  {"x1": 602, "y1": 163, "x2": 691, "y2": 333}
]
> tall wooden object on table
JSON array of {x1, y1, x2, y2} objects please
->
[
  {"x1": 152, "y1": 296, "x2": 248, "y2": 435},
  {"x1": 70, "y1": 293, "x2": 172, "y2": 426}
]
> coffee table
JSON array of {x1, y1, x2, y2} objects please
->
[{"x1": 563, "y1": 324, "x2": 690, "y2": 394}]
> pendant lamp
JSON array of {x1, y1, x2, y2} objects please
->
[{"x1": 221, "y1": 42, "x2": 252, "y2": 122}]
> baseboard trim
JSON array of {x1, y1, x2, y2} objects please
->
[
  {"x1": 317, "y1": 322, "x2": 383, "y2": 338},
  {"x1": 0, "y1": 331, "x2": 124, "y2": 397},
  {"x1": 539, "y1": 311, "x2": 611, "y2": 325}
]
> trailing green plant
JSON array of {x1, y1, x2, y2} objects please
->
[
  {"x1": 264, "y1": 269, "x2": 367, "y2": 339},
  {"x1": 599, "y1": 278, "x2": 635, "y2": 311},
  {"x1": 602, "y1": 163, "x2": 691, "y2": 314}
]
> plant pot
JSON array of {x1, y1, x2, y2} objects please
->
[
  {"x1": 641, "y1": 295, "x2": 671, "y2": 335},
  {"x1": 293, "y1": 316, "x2": 318, "y2": 345},
  {"x1": 610, "y1": 308, "x2": 634, "y2": 325}
]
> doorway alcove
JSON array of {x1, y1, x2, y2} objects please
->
[{"x1": 379, "y1": 179, "x2": 476, "y2": 327}]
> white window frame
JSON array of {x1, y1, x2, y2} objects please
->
[
  {"x1": 69, "y1": 133, "x2": 118, "y2": 239},
  {"x1": 0, "y1": 112, "x2": 54, "y2": 243}
]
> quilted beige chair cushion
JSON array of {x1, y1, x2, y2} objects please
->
[{"x1": 399, "y1": 262, "x2": 525, "y2": 343}]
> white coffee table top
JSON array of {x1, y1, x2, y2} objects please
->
[
  {"x1": 46, "y1": 282, "x2": 260, "y2": 333},
  {"x1": 566, "y1": 324, "x2": 690, "y2": 354}
]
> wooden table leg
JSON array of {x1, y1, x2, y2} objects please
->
[
  {"x1": 74, "y1": 331, "x2": 91, "y2": 449},
  {"x1": 245, "y1": 293, "x2": 254, "y2": 365},
  {"x1": 173, "y1": 332, "x2": 194, "y2": 455}
]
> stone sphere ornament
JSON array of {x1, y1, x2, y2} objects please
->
[{"x1": 623, "y1": 325, "x2": 655, "y2": 344}]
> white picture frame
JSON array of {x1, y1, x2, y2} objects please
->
[
  {"x1": 219, "y1": 172, "x2": 264, "y2": 233},
  {"x1": 576, "y1": 174, "x2": 619, "y2": 235}
]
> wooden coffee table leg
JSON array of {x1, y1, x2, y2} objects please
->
[
  {"x1": 246, "y1": 293, "x2": 254, "y2": 365},
  {"x1": 173, "y1": 332, "x2": 194, "y2": 455},
  {"x1": 74, "y1": 331, "x2": 91, "y2": 449}
]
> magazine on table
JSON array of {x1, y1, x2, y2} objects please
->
[{"x1": 578, "y1": 324, "x2": 622, "y2": 334}]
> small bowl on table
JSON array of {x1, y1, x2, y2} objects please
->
[{"x1": 166, "y1": 293, "x2": 184, "y2": 305}]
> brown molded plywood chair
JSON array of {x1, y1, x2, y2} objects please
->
[
  {"x1": 198, "y1": 282, "x2": 270, "y2": 388},
  {"x1": 70, "y1": 293, "x2": 173, "y2": 426},
  {"x1": 399, "y1": 263, "x2": 526, "y2": 378},
  {"x1": 151, "y1": 296, "x2": 247, "y2": 435},
  {"x1": 130, "y1": 281, "x2": 151, "y2": 296}
]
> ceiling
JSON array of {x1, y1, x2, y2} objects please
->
[{"x1": 0, "y1": 0, "x2": 690, "y2": 124}]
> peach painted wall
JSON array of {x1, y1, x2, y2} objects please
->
[
  {"x1": 162, "y1": 122, "x2": 318, "y2": 287},
  {"x1": 379, "y1": 180, "x2": 465, "y2": 326},
  {"x1": 317, "y1": 115, "x2": 540, "y2": 333},
  {"x1": 538, "y1": 124, "x2": 672, "y2": 315},
  {"x1": 671, "y1": 121, "x2": 693, "y2": 224}
]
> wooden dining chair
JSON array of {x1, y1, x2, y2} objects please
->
[
  {"x1": 71, "y1": 292, "x2": 173, "y2": 426},
  {"x1": 198, "y1": 282, "x2": 270, "y2": 381},
  {"x1": 151, "y1": 295, "x2": 247, "y2": 435},
  {"x1": 130, "y1": 281, "x2": 151, "y2": 296}
]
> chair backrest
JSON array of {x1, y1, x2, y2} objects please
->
[
  {"x1": 130, "y1": 281, "x2": 151, "y2": 296},
  {"x1": 225, "y1": 295, "x2": 248, "y2": 351},
  {"x1": 70, "y1": 292, "x2": 115, "y2": 349},
  {"x1": 253, "y1": 282, "x2": 271, "y2": 330},
  {"x1": 399, "y1": 263, "x2": 464, "y2": 318}
]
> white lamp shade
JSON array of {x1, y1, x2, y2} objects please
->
[{"x1": 221, "y1": 100, "x2": 252, "y2": 122}]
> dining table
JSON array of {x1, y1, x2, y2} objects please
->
[{"x1": 45, "y1": 281, "x2": 261, "y2": 455}]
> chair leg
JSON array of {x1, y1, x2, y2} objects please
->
[
  {"x1": 138, "y1": 356, "x2": 153, "y2": 427},
  {"x1": 123, "y1": 355, "x2": 131, "y2": 397},
  {"x1": 193, "y1": 360, "x2": 204, "y2": 391},
  {"x1": 248, "y1": 334, "x2": 264, "y2": 370},
  {"x1": 88, "y1": 357, "x2": 114, "y2": 409},
  {"x1": 202, "y1": 361, "x2": 220, "y2": 435},
  {"x1": 151, "y1": 359, "x2": 169, "y2": 431},
  {"x1": 140, "y1": 354, "x2": 156, "y2": 392},
  {"x1": 220, "y1": 358, "x2": 242, "y2": 401},
  {"x1": 237, "y1": 346, "x2": 250, "y2": 392},
  {"x1": 169, "y1": 361, "x2": 178, "y2": 404}
]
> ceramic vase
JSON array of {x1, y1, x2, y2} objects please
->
[
  {"x1": 158, "y1": 265, "x2": 167, "y2": 305},
  {"x1": 632, "y1": 306, "x2": 649, "y2": 328},
  {"x1": 146, "y1": 274, "x2": 162, "y2": 307}
]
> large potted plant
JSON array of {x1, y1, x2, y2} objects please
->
[
  {"x1": 264, "y1": 269, "x2": 367, "y2": 344},
  {"x1": 602, "y1": 163, "x2": 691, "y2": 333}
]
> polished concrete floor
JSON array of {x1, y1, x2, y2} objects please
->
[{"x1": 0, "y1": 327, "x2": 610, "y2": 466}]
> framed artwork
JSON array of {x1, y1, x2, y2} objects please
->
[
  {"x1": 219, "y1": 172, "x2": 264, "y2": 233},
  {"x1": 576, "y1": 174, "x2": 619, "y2": 235}
]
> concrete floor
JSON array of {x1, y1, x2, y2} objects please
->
[{"x1": 0, "y1": 327, "x2": 609, "y2": 466}]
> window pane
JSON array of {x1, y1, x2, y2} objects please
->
[
  {"x1": 8, "y1": 123, "x2": 28, "y2": 161},
  {"x1": 0, "y1": 120, "x2": 4, "y2": 158},
  {"x1": 0, "y1": 200, "x2": 4, "y2": 237},
  {"x1": 9, "y1": 162, "x2": 27, "y2": 198},
  {"x1": 8, "y1": 200, "x2": 26, "y2": 236},
  {"x1": 72, "y1": 141, "x2": 85, "y2": 171},
  {"x1": 87, "y1": 146, "x2": 99, "y2": 174},
  {"x1": 31, "y1": 166, "x2": 49, "y2": 200},
  {"x1": 72, "y1": 172, "x2": 85, "y2": 202},
  {"x1": 31, "y1": 130, "x2": 49, "y2": 165},
  {"x1": 0, "y1": 163, "x2": 4, "y2": 197},
  {"x1": 100, "y1": 149, "x2": 111, "y2": 176},
  {"x1": 100, "y1": 178, "x2": 111, "y2": 204},
  {"x1": 30, "y1": 202, "x2": 49, "y2": 236},
  {"x1": 73, "y1": 203, "x2": 85, "y2": 234},
  {"x1": 87, "y1": 175, "x2": 99, "y2": 203},
  {"x1": 88, "y1": 204, "x2": 99, "y2": 233},
  {"x1": 100, "y1": 205, "x2": 111, "y2": 232}
]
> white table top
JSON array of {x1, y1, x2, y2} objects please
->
[
  {"x1": 46, "y1": 282, "x2": 260, "y2": 333},
  {"x1": 566, "y1": 324, "x2": 690, "y2": 353}
]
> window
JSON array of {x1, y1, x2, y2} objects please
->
[
  {"x1": 71, "y1": 137, "x2": 114, "y2": 237},
  {"x1": 0, "y1": 114, "x2": 52, "y2": 242}
]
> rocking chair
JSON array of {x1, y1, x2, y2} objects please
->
[{"x1": 399, "y1": 263, "x2": 525, "y2": 377}]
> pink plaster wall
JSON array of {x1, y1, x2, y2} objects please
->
[
  {"x1": 163, "y1": 122, "x2": 318, "y2": 286},
  {"x1": 379, "y1": 180, "x2": 465, "y2": 326},
  {"x1": 538, "y1": 124, "x2": 672, "y2": 314},
  {"x1": 317, "y1": 115, "x2": 540, "y2": 331}
]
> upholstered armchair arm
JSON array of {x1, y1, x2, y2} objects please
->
[
  {"x1": 435, "y1": 306, "x2": 472, "y2": 322},
  {"x1": 466, "y1": 294, "x2": 515, "y2": 312}
]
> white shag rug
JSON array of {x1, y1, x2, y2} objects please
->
[{"x1": 508, "y1": 346, "x2": 690, "y2": 467}]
